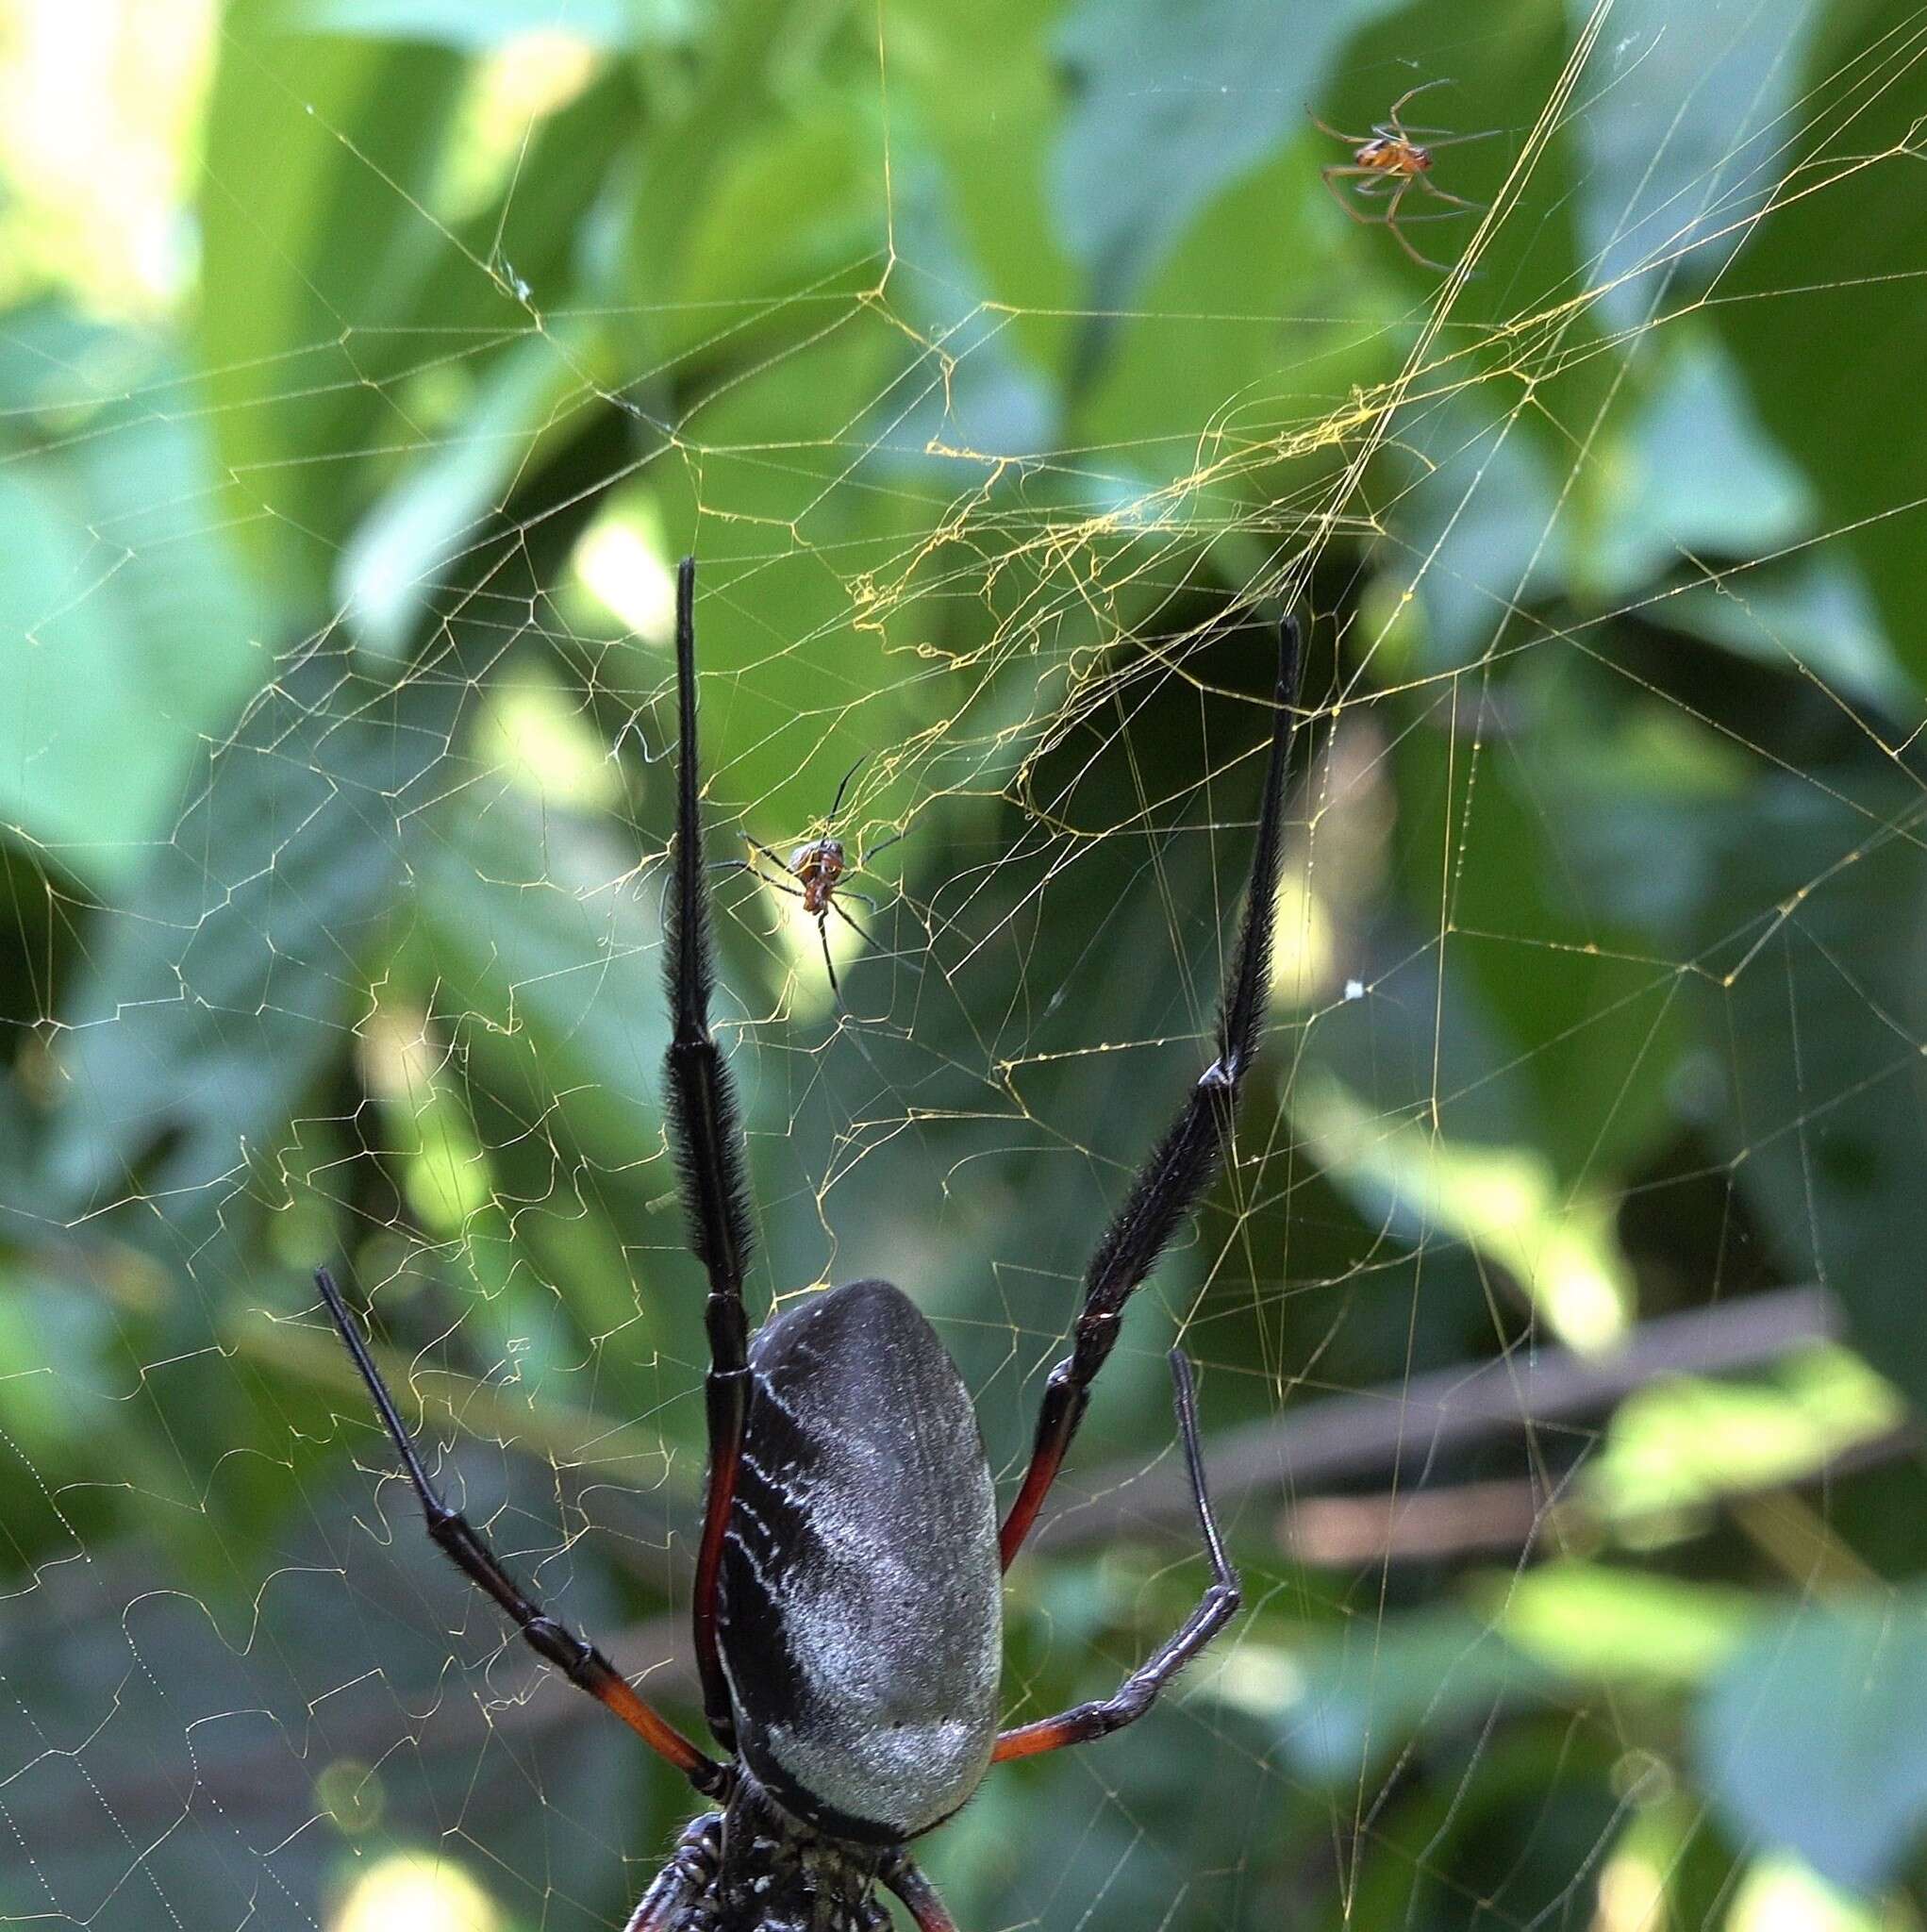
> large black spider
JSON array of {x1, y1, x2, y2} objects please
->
[{"x1": 315, "y1": 558, "x2": 1303, "y2": 1930}]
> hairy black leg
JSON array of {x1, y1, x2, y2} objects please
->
[
  {"x1": 999, "y1": 614, "x2": 1303, "y2": 1566},
  {"x1": 994, "y1": 1353, "x2": 1239, "y2": 1759},
  {"x1": 664, "y1": 556, "x2": 756, "y2": 1749},
  {"x1": 314, "y1": 1267, "x2": 726, "y2": 1792}
]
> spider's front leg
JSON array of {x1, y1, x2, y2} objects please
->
[
  {"x1": 665, "y1": 557, "x2": 759, "y2": 1751},
  {"x1": 998, "y1": 612, "x2": 1303, "y2": 1567}
]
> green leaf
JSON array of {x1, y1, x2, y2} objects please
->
[
  {"x1": 0, "y1": 1452, "x2": 640, "y2": 1928},
  {"x1": 410, "y1": 791, "x2": 672, "y2": 1170},
  {"x1": 1585, "y1": 335, "x2": 1812, "y2": 599},
  {"x1": 337, "y1": 321, "x2": 612, "y2": 658},
  {"x1": 1290, "y1": 1068, "x2": 1634, "y2": 1348},
  {"x1": 1688, "y1": 771, "x2": 1927, "y2": 1409},
  {"x1": 1664, "y1": 555, "x2": 1911, "y2": 715},
  {"x1": 1390, "y1": 389, "x2": 1569, "y2": 670},
  {"x1": 1696, "y1": 1589, "x2": 1927, "y2": 1893},
  {"x1": 0, "y1": 324, "x2": 264, "y2": 887},
  {"x1": 673, "y1": 105, "x2": 888, "y2": 344},
  {"x1": 282, "y1": 0, "x2": 672, "y2": 46},
  {"x1": 1494, "y1": 1562, "x2": 1754, "y2": 1687},
  {"x1": 1049, "y1": 0, "x2": 1402, "y2": 312},
  {"x1": 1726, "y1": 1863, "x2": 1902, "y2": 1932},
  {"x1": 1586, "y1": 1348, "x2": 1903, "y2": 1524},
  {"x1": 42, "y1": 650, "x2": 459, "y2": 1218},
  {"x1": 1378, "y1": 655, "x2": 1703, "y2": 1187},
  {"x1": 198, "y1": 3, "x2": 497, "y2": 606},
  {"x1": 893, "y1": 0, "x2": 1079, "y2": 390},
  {"x1": 1709, "y1": 0, "x2": 1927, "y2": 692},
  {"x1": 1570, "y1": 0, "x2": 1815, "y2": 326},
  {"x1": 623, "y1": 0, "x2": 805, "y2": 333},
  {"x1": 1221, "y1": 1609, "x2": 1553, "y2": 1783}
]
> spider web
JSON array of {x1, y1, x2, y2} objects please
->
[{"x1": 1, "y1": 1, "x2": 1924, "y2": 1929}]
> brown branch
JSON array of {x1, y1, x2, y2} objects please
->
[
  {"x1": 1032, "y1": 1285, "x2": 1844, "y2": 1552},
  {"x1": 1276, "y1": 1417, "x2": 1917, "y2": 1571}
]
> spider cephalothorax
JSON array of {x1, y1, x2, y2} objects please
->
[
  {"x1": 628, "y1": 1769, "x2": 961, "y2": 1931},
  {"x1": 787, "y1": 834, "x2": 845, "y2": 915},
  {"x1": 316, "y1": 557, "x2": 1303, "y2": 1929}
]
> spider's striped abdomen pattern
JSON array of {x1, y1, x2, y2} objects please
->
[{"x1": 720, "y1": 1280, "x2": 1002, "y2": 1843}]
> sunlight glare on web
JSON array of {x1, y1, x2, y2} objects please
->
[
  {"x1": 481, "y1": 670, "x2": 623, "y2": 810},
  {"x1": 332, "y1": 1852, "x2": 502, "y2": 1932},
  {"x1": 1270, "y1": 871, "x2": 1337, "y2": 1008},
  {"x1": 573, "y1": 500, "x2": 679, "y2": 644},
  {"x1": 1726, "y1": 1857, "x2": 1890, "y2": 1932}
]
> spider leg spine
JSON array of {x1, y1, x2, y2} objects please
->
[
  {"x1": 856, "y1": 826, "x2": 908, "y2": 866},
  {"x1": 818, "y1": 913, "x2": 841, "y2": 997},
  {"x1": 1387, "y1": 75, "x2": 1456, "y2": 121},
  {"x1": 1379, "y1": 180, "x2": 1454, "y2": 271},
  {"x1": 1415, "y1": 177, "x2": 1486, "y2": 209},
  {"x1": 827, "y1": 898, "x2": 885, "y2": 952},
  {"x1": 737, "y1": 834, "x2": 814, "y2": 900},
  {"x1": 1321, "y1": 167, "x2": 1401, "y2": 228},
  {"x1": 827, "y1": 751, "x2": 868, "y2": 824},
  {"x1": 1402, "y1": 125, "x2": 1503, "y2": 146},
  {"x1": 744, "y1": 832, "x2": 802, "y2": 876}
]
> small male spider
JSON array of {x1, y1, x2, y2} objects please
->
[
  {"x1": 1314, "y1": 78, "x2": 1491, "y2": 272},
  {"x1": 316, "y1": 557, "x2": 1303, "y2": 1931},
  {"x1": 728, "y1": 758, "x2": 903, "y2": 998}
]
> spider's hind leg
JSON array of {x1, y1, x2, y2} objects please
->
[
  {"x1": 816, "y1": 912, "x2": 842, "y2": 999},
  {"x1": 878, "y1": 1851, "x2": 959, "y2": 1932},
  {"x1": 991, "y1": 1351, "x2": 1240, "y2": 1763},
  {"x1": 624, "y1": 1813, "x2": 723, "y2": 1932},
  {"x1": 1386, "y1": 75, "x2": 1456, "y2": 124},
  {"x1": 1416, "y1": 177, "x2": 1485, "y2": 211}
]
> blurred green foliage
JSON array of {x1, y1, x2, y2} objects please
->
[{"x1": 3, "y1": 1, "x2": 1927, "y2": 1928}]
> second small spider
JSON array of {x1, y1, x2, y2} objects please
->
[
  {"x1": 730, "y1": 758, "x2": 904, "y2": 998},
  {"x1": 1315, "y1": 78, "x2": 1492, "y2": 272}
]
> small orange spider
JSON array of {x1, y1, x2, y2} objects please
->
[
  {"x1": 729, "y1": 756, "x2": 905, "y2": 998},
  {"x1": 1314, "y1": 79, "x2": 1493, "y2": 272}
]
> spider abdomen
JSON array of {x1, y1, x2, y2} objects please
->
[{"x1": 718, "y1": 1278, "x2": 1002, "y2": 1844}]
